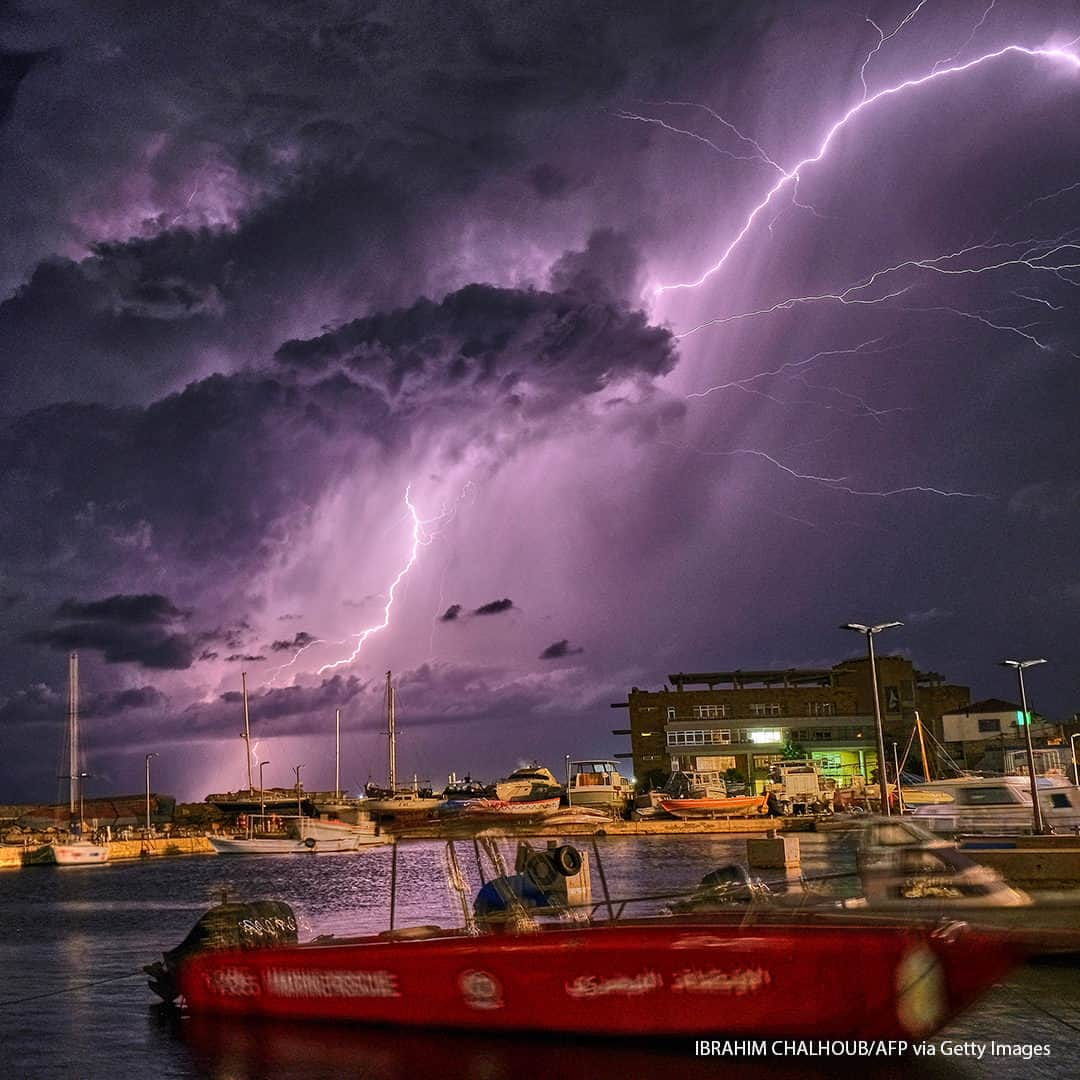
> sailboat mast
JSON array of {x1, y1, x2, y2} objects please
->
[
  {"x1": 68, "y1": 651, "x2": 79, "y2": 816},
  {"x1": 335, "y1": 708, "x2": 341, "y2": 799},
  {"x1": 915, "y1": 710, "x2": 933, "y2": 781},
  {"x1": 386, "y1": 671, "x2": 397, "y2": 791},
  {"x1": 241, "y1": 671, "x2": 254, "y2": 793}
]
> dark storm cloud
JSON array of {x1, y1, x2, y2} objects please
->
[
  {"x1": 80, "y1": 685, "x2": 166, "y2": 718},
  {"x1": 225, "y1": 654, "x2": 266, "y2": 663},
  {"x1": 25, "y1": 621, "x2": 197, "y2": 670},
  {"x1": 1, "y1": 591, "x2": 27, "y2": 612},
  {"x1": 0, "y1": 48, "x2": 56, "y2": 127},
  {"x1": 527, "y1": 162, "x2": 576, "y2": 200},
  {"x1": 55, "y1": 593, "x2": 182, "y2": 625},
  {"x1": 181, "y1": 675, "x2": 369, "y2": 740},
  {"x1": 548, "y1": 228, "x2": 644, "y2": 305},
  {"x1": 439, "y1": 604, "x2": 463, "y2": 622},
  {"x1": 539, "y1": 639, "x2": 584, "y2": 660},
  {"x1": 0, "y1": 1, "x2": 737, "y2": 409},
  {"x1": 270, "y1": 632, "x2": 316, "y2": 652},
  {"x1": 274, "y1": 282, "x2": 676, "y2": 402},
  {"x1": 0, "y1": 682, "x2": 61, "y2": 728},
  {"x1": 24, "y1": 591, "x2": 196, "y2": 670},
  {"x1": 473, "y1": 599, "x2": 514, "y2": 616}
]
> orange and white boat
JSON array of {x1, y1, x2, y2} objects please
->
[{"x1": 659, "y1": 794, "x2": 767, "y2": 820}]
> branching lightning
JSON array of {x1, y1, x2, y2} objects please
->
[
  {"x1": 660, "y1": 442, "x2": 986, "y2": 499},
  {"x1": 657, "y1": 44, "x2": 1080, "y2": 294},
  {"x1": 264, "y1": 483, "x2": 473, "y2": 685}
]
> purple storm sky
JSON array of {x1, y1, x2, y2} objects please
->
[{"x1": 2, "y1": 1, "x2": 1079, "y2": 802}]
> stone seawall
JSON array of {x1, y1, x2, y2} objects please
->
[{"x1": 0, "y1": 835, "x2": 216, "y2": 869}]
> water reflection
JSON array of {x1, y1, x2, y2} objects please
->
[{"x1": 165, "y1": 1011, "x2": 971, "y2": 1080}]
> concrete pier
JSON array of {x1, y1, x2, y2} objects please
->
[{"x1": 0, "y1": 835, "x2": 215, "y2": 869}]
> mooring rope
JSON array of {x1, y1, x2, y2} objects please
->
[{"x1": 0, "y1": 969, "x2": 144, "y2": 1009}]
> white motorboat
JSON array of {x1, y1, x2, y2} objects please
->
[
  {"x1": 566, "y1": 759, "x2": 630, "y2": 811},
  {"x1": 903, "y1": 775, "x2": 1080, "y2": 834}
]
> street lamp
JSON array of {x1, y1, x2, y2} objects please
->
[
  {"x1": 259, "y1": 760, "x2": 270, "y2": 817},
  {"x1": 294, "y1": 763, "x2": 305, "y2": 818},
  {"x1": 1001, "y1": 658, "x2": 1048, "y2": 834},
  {"x1": 145, "y1": 752, "x2": 158, "y2": 835},
  {"x1": 1071, "y1": 732, "x2": 1080, "y2": 789},
  {"x1": 842, "y1": 621, "x2": 903, "y2": 816}
]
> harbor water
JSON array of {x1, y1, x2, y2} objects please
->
[{"x1": 1, "y1": 834, "x2": 1078, "y2": 1079}]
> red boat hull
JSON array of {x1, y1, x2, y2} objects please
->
[{"x1": 178, "y1": 919, "x2": 1018, "y2": 1038}]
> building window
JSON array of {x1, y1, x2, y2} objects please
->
[
  {"x1": 667, "y1": 729, "x2": 732, "y2": 746},
  {"x1": 692, "y1": 704, "x2": 727, "y2": 719},
  {"x1": 977, "y1": 718, "x2": 1001, "y2": 733},
  {"x1": 750, "y1": 703, "x2": 782, "y2": 717},
  {"x1": 748, "y1": 729, "x2": 781, "y2": 744},
  {"x1": 807, "y1": 702, "x2": 835, "y2": 716},
  {"x1": 666, "y1": 707, "x2": 676, "y2": 720},
  {"x1": 813, "y1": 730, "x2": 833, "y2": 741},
  {"x1": 753, "y1": 754, "x2": 783, "y2": 769}
]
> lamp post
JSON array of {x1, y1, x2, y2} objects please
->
[
  {"x1": 1001, "y1": 658, "x2": 1048, "y2": 834},
  {"x1": 842, "y1": 621, "x2": 903, "y2": 816},
  {"x1": 259, "y1": 760, "x2": 270, "y2": 817},
  {"x1": 1071, "y1": 732, "x2": 1080, "y2": 788},
  {"x1": 145, "y1": 752, "x2": 158, "y2": 834},
  {"x1": 294, "y1": 764, "x2": 305, "y2": 819}
]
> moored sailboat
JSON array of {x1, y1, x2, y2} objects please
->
[{"x1": 50, "y1": 653, "x2": 110, "y2": 866}]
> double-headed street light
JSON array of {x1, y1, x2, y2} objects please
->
[
  {"x1": 842, "y1": 621, "x2": 903, "y2": 816},
  {"x1": 145, "y1": 752, "x2": 158, "y2": 834},
  {"x1": 1001, "y1": 658, "x2": 1048, "y2": 834}
]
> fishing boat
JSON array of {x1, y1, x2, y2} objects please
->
[
  {"x1": 49, "y1": 653, "x2": 110, "y2": 866},
  {"x1": 147, "y1": 836, "x2": 1023, "y2": 1038},
  {"x1": 441, "y1": 796, "x2": 562, "y2": 820},
  {"x1": 208, "y1": 813, "x2": 385, "y2": 855}
]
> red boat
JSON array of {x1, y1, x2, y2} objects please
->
[
  {"x1": 151, "y1": 904, "x2": 1019, "y2": 1039},
  {"x1": 659, "y1": 794, "x2": 767, "y2": 819}
]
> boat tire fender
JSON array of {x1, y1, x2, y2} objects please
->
[
  {"x1": 553, "y1": 844, "x2": 582, "y2": 877},
  {"x1": 304, "y1": 837, "x2": 317, "y2": 849},
  {"x1": 525, "y1": 853, "x2": 559, "y2": 889}
]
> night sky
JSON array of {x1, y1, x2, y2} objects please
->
[{"x1": 2, "y1": 1, "x2": 1079, "y2": 803}]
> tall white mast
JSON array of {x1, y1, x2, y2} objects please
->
[
  {"x1": 68, "y1": 651, "x2": 79, "y2": 816},
  {"x1": 386, "y1": 671, "x2": 397, "y2": 791}
]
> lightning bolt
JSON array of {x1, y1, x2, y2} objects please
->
[
  {"x1": 660, "y1": 442, "x2": 987, "y2": 499},
  {"x1": 262, "y1": 483, "x2": 475, "y2": 685},
  {"x1": 678, "y1": 231, "x2": 1080, "y2": 355},
  {"x1": 657, "y1": 44, "x2": 1080, "y2": 295},
  {"x1": 315, "y1": 482, "x2": 475, "y2": 676}
]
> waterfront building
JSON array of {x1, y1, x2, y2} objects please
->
[
  {"x1": 611, "y1": 658, "x2": 970, "y2": 791},
  {"x1": 941, "y1": 698, "x2": 1067, "y2": 775}
]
